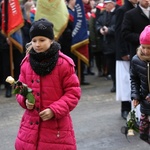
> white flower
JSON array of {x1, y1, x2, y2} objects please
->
[
  {"x1": 5, "y1": 76, "x2": 15, "y2": 84},
  {"x1": 5, "y1": 76, "x2": 35, "y2": 104},
  {"x1": 127, "y1": 129, "x2": 134, "y2": 136}
]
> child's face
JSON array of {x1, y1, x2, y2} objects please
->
[
  {"x1": 141, "y1": 44, "x2": 150, "y2": 56},
  {"x1": 31, "y1": 36, "x2": 53, "y2": 53}
]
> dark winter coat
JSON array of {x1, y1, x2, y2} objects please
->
[
  {"x1": 115, "y1": 0, "x2": 135, "y2": 60},
  {"x1": 96, "y1": 5, "x2": 119, "y2": 55},
  {"x1": 89, "y1": 12, "x2": 102, "y2": 53},
  {"x1": 21, "y1": 19, "x2": 31, "y2": 54},
  {"x1": 121, "y1": 5, "x2": 150, "y2": 59},
  {"x1": 0, "y1": 33, "x2": 9, "y2": 52},
  {"x1": 130, "y1": 55, "x2": 150, "y2": 115},
  {"x1": 58, "y1": 6, "x2": 77, "y2": 64}
]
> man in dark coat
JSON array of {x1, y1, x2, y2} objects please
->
[
  {"x1": 96, "y1": 0, "x2": 119, "y2": 92},
  {"x1": 89, "y1": 8, "x2": 106, "y2": 77},
  {"x1": 121, "y1": 0, "x2": 150, "y2": 59},
  {"x1": 115, "y1": 0, "x2": 138, "y2": 119}
]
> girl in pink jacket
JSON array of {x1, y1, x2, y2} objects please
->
[{"x1": 15, "y1": 18, "x2": 81, "y2": 150}]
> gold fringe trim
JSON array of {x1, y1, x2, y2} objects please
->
[
  {"x1": 1, "y1": 22, "x2": 24, "y2": 53},
  {"x1": 9, "y1": 36, "x2": 23, "y2": 53},
  {"x1": 71, "y1": 39, "x2": 89, "y2": 65}
]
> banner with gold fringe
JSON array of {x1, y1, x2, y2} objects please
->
[
  {"x1": 71, "y1": 0, "x2": 89, "y2": 65},
  {"x1": 1, "y1": 0, "x2": 24, "y2": 53}
]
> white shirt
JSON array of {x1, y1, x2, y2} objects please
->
[{"x1": 139, "y1": 5, "x2": 150, "y2": 18}]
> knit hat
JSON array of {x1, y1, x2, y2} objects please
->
[
  {"x1": 140, "y1": 25, "x2": 150, "y2": 45},
  {"x1": 29, "y1": 18, "x2": 54, "y2": 40}
]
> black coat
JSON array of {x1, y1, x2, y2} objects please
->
[
  {"x1": 130, "y1": 55, "x2": 150, "y2": 115},
  {"x1": 0, "y1": 33, "x2": 9, "y2": 52},
  {"x1": 89, "y1": 12, "x2": 102, "y2": 53},
  {"x1": 115, "y1": 0, "x2": 135, "y2": 60},
  {"x1": 96, "y1": 5, "x2": 119, "y2": 55},
  {"x1": 122, "y1": 5, "x2": 150, "y2": 59},
  {"x1": 21, "y1": 19, "x2": 31, "y2": 54},
  {"x1": 58, "y1": 7, "x2": 77, "y2": 64}
]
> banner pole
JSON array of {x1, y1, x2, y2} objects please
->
[
  {"x1": 9, "y1": 39, "x2": 14, "y2": 77},
  {"x1": 78, "y1": 57, "x2": 81, "y2": 83}
]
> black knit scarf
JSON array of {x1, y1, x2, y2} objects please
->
[{"x1": 29, "y1": 42, "x2": 60, "y2": 76}]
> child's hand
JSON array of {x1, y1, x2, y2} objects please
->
[
  {"x1": 6, "y1": 38, "x2": 11, "y2": 45},
  {"x1": 39, "y1": 108, "x2": 54, "y2": 121},
  {"x1": 133, "y1": 99, "x2": 139, "y2": 107},
  {"x1": 145, "y1": 95, "x2": 150, "y2": 102},
  {"x1": 122, "y1": 55, "x2": 130, "y2": 61},
  {"x1": 26, "y1": 99, "x2": 34, "y2": 110}
]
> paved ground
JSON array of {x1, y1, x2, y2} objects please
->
[{"x1": 0, "y1": 73, "x2": 149, "y2": 150}]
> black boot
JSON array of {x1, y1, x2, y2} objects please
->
[
  {"x1": 121, "y1": 101, "x2": 131, "y2": 120},
  {"x1": 110, "y1": 86, "x2": 116, "y2": 92},
  {"x1": 81, "y1": 80, "x2": 90, "y2": 85},
  {"x1": 110, "y1": 81, "x2": 116, "y2": 93},
  {"x1": 5, "y1": 86, "x2": 12, "y2": 98}
]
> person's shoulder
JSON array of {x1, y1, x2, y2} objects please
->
[
  {"x1": 115, "y1": 4, "x2": 120, "y2": 10},
  {"x1": 131, "y1": 54, "x2": 139, "y2": 63},
  {"x1": 58, "y1": 51, "x2": 75, "y2": 66},
  {"x1": 117, "y1": 4, "x2": 129, "y2": 13},
  {"x1": 20, "y1": 54, "x2": 29, "y2": 66},
  {"x1": 132, "y1": 54, "x2": 138, "y2": 59},
  {"x1": 126, "y1": 6, "x2": 138, "y2": 14},
  {"x1": 116, "y1": 6, "x2": 125, "y2": 16},
  {"x1": 124, "y1": 7, "x2": 137, "y2": 19}
]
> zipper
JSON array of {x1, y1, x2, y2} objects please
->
[{"x1": 148, "y1": 62, "x2": 150, "y2": 92}]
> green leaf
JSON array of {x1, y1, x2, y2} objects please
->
[
  {"x1": 20, "y1": 86, "x2": 28, "y2": 97},
  {"x1": 12, "y1": 87, "x2": 21, "y2": 94},
  {"x1": 26, "y1": 92, "x2": 35, "y2": 104},
  {"x1": 126, "y1": 109, "x2": 139, "y2": 133}
]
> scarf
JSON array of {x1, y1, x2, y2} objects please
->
[{"x1": 29, "y1": 41, "x2": 60, "y2": 76}]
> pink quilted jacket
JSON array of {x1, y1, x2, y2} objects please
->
[{"x1": 15, "y1": 51, "x2": 81, "y2": 150}]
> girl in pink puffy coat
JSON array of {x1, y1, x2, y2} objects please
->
[{"x1": 15, "y1": 18, "x2": 81, "y2": 150}]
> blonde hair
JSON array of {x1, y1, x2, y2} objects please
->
[
  {"x1": 24, "y1": 1, "x2": 34, "y2": 22},
  {"x1": 137, "y1": 46, "x2": 150, "y2": 61},
  {"x1": 25, "y1": 42, "x2": 32, "y2": 54}
]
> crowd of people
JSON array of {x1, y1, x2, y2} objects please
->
[
  {"x1": 0, "y1": 0, "x2": 36, "y2": 97},
  {"x1": 0, "y1": 0, "x2": 150, "y2": 147},
  {"x1": 80, "y1": 0, "x2": 150, "y2": 144}
]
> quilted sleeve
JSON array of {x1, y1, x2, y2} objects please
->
[{"x1": 49, "y1": 58, "x2": 81, "y2": 119}]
